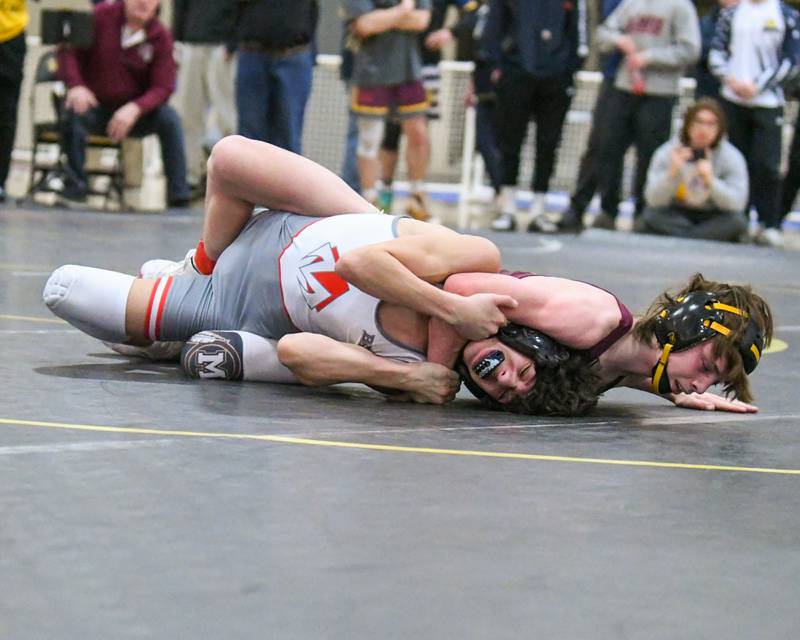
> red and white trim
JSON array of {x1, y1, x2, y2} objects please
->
[{"x1": 143, "y1": 276, "x2": 173, "y2": 341}]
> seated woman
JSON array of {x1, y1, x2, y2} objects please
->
[
  {"x1": 639, "y1": 98, "x2": 750, "y2": 242},
  {"x1": 43, "y1": 136, "x2": 772, "y2": 415}
]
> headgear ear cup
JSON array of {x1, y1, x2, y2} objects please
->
[{"x1": 738, "y1": 319, "x2": 764, "y2": 374}]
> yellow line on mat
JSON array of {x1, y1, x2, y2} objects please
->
[
  {"x1": 1, "y1": 417, "x2": 798, "y2": 476},
  {"x1": 0, "y1": 314, "x2": 65, "y2": 324}
]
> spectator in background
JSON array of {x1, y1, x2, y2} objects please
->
[
  {"x1": 709, "y1": 0, "x2": 800, "y2": 248},
  {"x1": 459, "y1": 0, "x2": 505, "y2": 207},
  {"x1": 483, "y1": 0, "x2": 587, "y2": 234},
  {"x1": 373, "y1": 0, "x2": 452, "y2": 213},
  {"x1": 639, "y1": 98, "x2": 749, "y2": 241},
  {"x1": 234, "y1": 0, "x2": 318, "y2": 153},
  {"x1": 344, "y1": 0, "x2": 433, "y2": 221},
  {"x1": 593, "y1": 0, "x2": 700, "y2": 231},
  {"x1": 338, "y1": 28, "x2": 362, "y2": 194},
  {"x1": 695, "y1": 0, "x2": 739, "y2": 99},
  {"x1": 172, "y1": 1, "x2": 237, "y2": 197},
  {"x1": 57, "y1": 0, "x2": 190, "y2": 207},
  {"x1": 0, "y1": 0, "x2": 29, "y2": 203},
  {"x1": 557, "y1": 0, "x2": 624, "y2": 232},
  {"x1": 779, "y1": 90, "x2": 800, "y2": 228}
]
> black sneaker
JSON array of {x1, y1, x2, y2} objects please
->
[
  {"x1": 526, "y1": 215, "x2": 558, "y2": 233},
  {"x1": 57, "y1": 182, "x2": 88, "y2": 208},
  {"x1": 589, "y1": 211, "x2": 617, "y2": 230},
  {"x1": 490, "y1": 212, "x2": 517, "y2": 231},
  {"x1": 556, "y1": 207, "x2": 584, "y2": 233},
  {"x1": 167, "y1": 197, "x2": 191, "y2": 209}
]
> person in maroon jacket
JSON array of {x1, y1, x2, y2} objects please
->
[{"x1": 57, "y1": 0, "x2": 190, "y2": 207}]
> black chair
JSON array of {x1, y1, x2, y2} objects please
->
[{"x1": 27, "y1": 49, "x2": 129, "y2": 210}]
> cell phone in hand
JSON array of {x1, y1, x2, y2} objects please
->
[{"x1": 691, "y1": 148, "x2": 706, "y2": 162}]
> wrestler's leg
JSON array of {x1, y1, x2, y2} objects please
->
[
  {"x1": 180, "y1": 330, "x2": 298, "y2": 383},
  {"x1": 43, "y1": 265, "x2": 155, "y2": 343},
  {"x1": 201, "y1": 135, "x2": 379, "y2": 262}
]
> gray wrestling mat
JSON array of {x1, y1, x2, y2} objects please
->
[{"x1": 1, "y1": 204, "x2": 798, "y2": 639}]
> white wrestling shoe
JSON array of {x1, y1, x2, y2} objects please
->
[
  {"x1": 102, "y1": 340, "x2": 183, "y2": 361},
  {"x1": 138, "y1": 248, "x2": 199, "y2": 279}
]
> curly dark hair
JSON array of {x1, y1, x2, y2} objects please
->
[{"x1": 473, "y1": 350, "x2": 601, "y2": 417}]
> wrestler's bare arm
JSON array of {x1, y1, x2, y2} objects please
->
[
  {"x1": 202, "y1": 136, "x2": 378, "y2": 260},
  {"x1": 277, "y1": 333, "x2": 460, "y2": 404},
  {"x1": 442, "y1": 272, "x2": 623, "y2": 350},
  {"x1": 336, "y1": 222, "x2": 517, "y2": 340}
]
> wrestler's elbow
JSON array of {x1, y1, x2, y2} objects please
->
[
  {"x1": 478, "y1": 237, "x2": 502, "y2": 272},
  {"x1": 335, "y1": 248, "x2": 369, "y2": 284}
]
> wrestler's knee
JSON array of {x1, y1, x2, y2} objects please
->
[
  {"x1": 43, "y1": 265, "x2": 134, "y2": 342},
  {"x1": 357, "y1": 117, "x2": 385, "y2": 159},
  {"x1": 207, "y1": 134, "x2": 249, "y2": 184}
]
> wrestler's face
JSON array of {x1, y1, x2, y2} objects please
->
[
  {"x1": 664, "y1": 341, "x2": 729, "y2": 395},
  {"x1": 463, "y1": 338, "x2": 536, "y2": 405}
]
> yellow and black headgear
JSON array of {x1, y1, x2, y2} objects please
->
[{"x1": 650, "y1": 291, "x2": 764, "y2": 394}]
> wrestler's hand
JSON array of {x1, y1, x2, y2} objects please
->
[
  {"x1": 671, "y1": 391, "x2": 758, "y2": 413},
  {"x1": 396, "y1": 362, "x2": 461, "y2": 404},
  {"x1": 451, "y1": 292, "x2": 518, "y2": 341}
]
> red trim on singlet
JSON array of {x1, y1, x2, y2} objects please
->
[
  {"x1": 143, "y1": 278, "x2": 160, "y2": 341},
  {"x1": 499, "y1": 269, "x2": 633, "y2": 358},
  {"x1": 154, "y1": 276, "x2": 173, "y2": 340},
  {"x1": 276, "y1": 217, "x2": 323, "y2": 333}
]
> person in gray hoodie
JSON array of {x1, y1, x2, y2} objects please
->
[
  {"x1": 592, "y1": 0, "x2": 700, "y2": 230},
  {"x1": 640, "y1": 98, "x2": 749, "y2": 241}
]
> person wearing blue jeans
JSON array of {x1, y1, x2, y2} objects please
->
[
  {"x1": 233, "y1": 1, "x2": 318, "y2": 153},
  {"x1": 61, "y1": 104, "x2": 190, "y2": 205},
  {"x1": 236, "y1": 45, "x2": 314, "y2": 153}
]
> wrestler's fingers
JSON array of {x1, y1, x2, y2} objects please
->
[{"x1": 494, "y1": 295, "x2": 518, "y2": 310}]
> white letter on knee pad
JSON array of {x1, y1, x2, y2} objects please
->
[
  {"x1": 357, "y1": 117, "x2": 385, "y2": 159},
  {"x1": 43, "y1": 265, "x2": 135, "y2": 343},
  {"x1": 181, "y1": 330, "x2": 298, "y2": 383}
]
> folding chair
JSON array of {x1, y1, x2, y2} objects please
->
[{"x1": 27, "y1": 49, "x2": 129, "y2": 210}]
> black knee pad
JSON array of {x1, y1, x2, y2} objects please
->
[
  {"x1": 382, "y1": 119, "x2": 402, "y2": 152},
  {"x1": 181, "y1": 331, "x2": 244, "y2": 380}
]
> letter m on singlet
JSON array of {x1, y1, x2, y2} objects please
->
[
  {"x1": 297, "y1": 243, "x2": 350, "y2": 312},
  {"x1": 197, "y1": 352, "x2": 226, "y2": 378}
]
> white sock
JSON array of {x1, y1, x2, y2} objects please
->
[
  {"x1": 43, "y1": 265, "x2": 134, "y2": 342},
  {"x1": 531, "y1": 192, "x2": 546, "y2": 217},
  {"x1": 238, "y1": 331, "x2": 298, "y2": 383},
  {"x1": 500, "y1": 186, "x2": 517, "y2": 215}
]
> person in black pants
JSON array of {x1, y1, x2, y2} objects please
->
[
  {"x1": 482, "y1": 0, "x2": 586, "y2": 233},
  {"x1": 592, "y1": 0, "x2": 700, "y2": 231},
  {"x1": 780, "y1": 107, "x2": 800, "y2": 228},
  {"x1": 0, "y1": 6, "x2": 27, "y2": 204}
]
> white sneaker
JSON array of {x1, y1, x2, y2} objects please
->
[
  {"x1": 755, "y1": 227, "x2": 784, "y2": 248},
  {"x1": 139, "y1": 248, "x2": 198, "y2": 278},
  {"x1": 526, "y1": 215, "x2": 558, "y2": 234},
  {"x1": 490, "y1": 212, "x2": 517, "y2": 231},
  {"x1": 103, "y1": 340, "x2": 183, "y2": 361}
]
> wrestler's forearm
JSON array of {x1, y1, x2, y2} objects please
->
[
  {"x1": 336, "y1": 233, "x2": 502, "y2": 325},
  {"x1": 277, "y1": 333, "x2": 412, "y2": 389}
]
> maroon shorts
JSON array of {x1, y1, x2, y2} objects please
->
[{"x1": 351, "y1": 80, "x2": 429, "y2": 119}]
